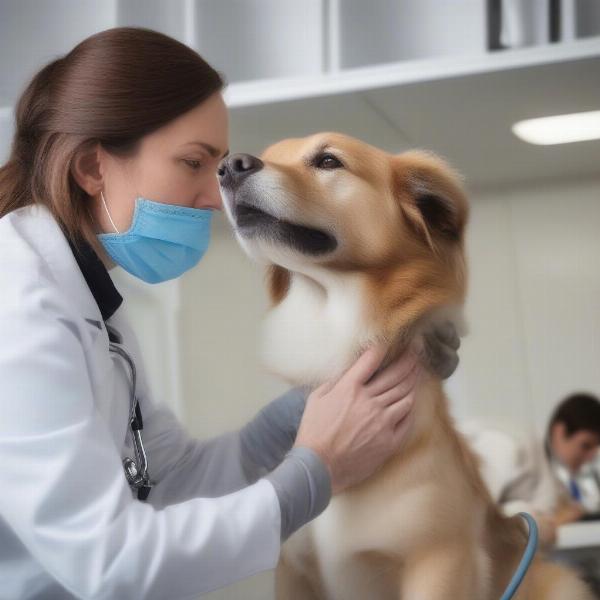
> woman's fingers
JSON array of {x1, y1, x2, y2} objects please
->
[
  {"x1": 296, "y1": 342, "x2": 422, "y2": 495},
  {"x1": 348, "y1": 343, "x2": 390, "y2": 385},
  {"x1": 366, "y1": 349, "x2": 419, "y2": 396},
  {"x1": 376, "y1": 363, "x2": 421, "y2": 407},
  {"x1": 384, "y1": 391, "x2": 415, "y2": 427},
  {"x1": 381, "y1": 366, "x2": 422, "y2": 440},
  {"x1": 391, "y1": 406, "x2": 415, "y2": 446}
]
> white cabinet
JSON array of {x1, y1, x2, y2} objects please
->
[
  {"x1": 195, "y1": 0, "x2": 326, "y2": 82},
  {"x1": 500, "y1": 0, "x2": 600, "y2": 46},
  {"x1": 1, "y1": 1, "x2": 599, "y2": 157},
  {"x1": 337, "y1": 0, "x2": 486, "y2": 69}
]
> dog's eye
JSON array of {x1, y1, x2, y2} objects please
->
[{"x1": 314, "y1": 153, "x2": 344, "y2": 170}]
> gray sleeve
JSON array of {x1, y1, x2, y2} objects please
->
[
  {"x1": 265, "y1": 446, "x2": 332, "y2": 542},
  {"x1": 142, "y1": 401, "x2": 332, "y2": 542},
  {"x1": 239, "y1": 386, "x2": 309, "y2": 476},
  {"x1": 141, "y1": 403, "x2": 268, "y2": 509}
]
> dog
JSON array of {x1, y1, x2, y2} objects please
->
[{"x1": 218, "y1": 132, "x2": 594, "y2": 600}]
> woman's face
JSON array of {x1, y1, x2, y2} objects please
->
[{"x1": 92, "y1": 91, "x2": 229, "y2": 235}]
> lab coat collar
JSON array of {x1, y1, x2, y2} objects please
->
[{"x1": 67, "y1": 235, "x2": 123, "y2": 322}]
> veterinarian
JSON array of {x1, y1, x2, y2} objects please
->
[
  {"x1": 0, "y1": 28, "x2": 461, "y2": 599},
  {"x1": 461, "y1": 392, "x2": 600, "y2": 549}
]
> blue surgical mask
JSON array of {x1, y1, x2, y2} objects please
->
[{"x1": 97, "y1": 191, "x2": 213, "y2": 284}]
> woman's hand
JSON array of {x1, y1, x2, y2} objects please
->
[
  {"x1": 294, "y1": 343, "x2": 422, "y2": 495},
  {"x1": 239, "y1": 321, "x2": 460, "y2": 477}
]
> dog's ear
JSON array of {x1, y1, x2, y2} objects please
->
[{"x1": 392, "y1": 150, "x2": 469, "y2": 248}]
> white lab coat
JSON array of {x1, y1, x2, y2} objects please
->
[
  {"x1": 458, "y1": 419, "x2": 600, "y2": 516},
  {"x1": 0, "y1": 204, "x2": 281, "y2": 599}
]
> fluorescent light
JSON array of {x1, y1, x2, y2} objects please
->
[{"x1": 512, "y1": 110, "x2": 600, "y2": 145}]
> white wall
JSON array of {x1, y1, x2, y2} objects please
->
[
  {"x1": 447, "y1": 175, "x2": 600, "y2": 439},
  {"x1": 178, "y1": 217, "x2": 290, "y2": 438}
]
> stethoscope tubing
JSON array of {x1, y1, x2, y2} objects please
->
[{"x1": 107, "y1": 335, "x2": 153, "y2": 498}]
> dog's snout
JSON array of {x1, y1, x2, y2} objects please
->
[{"x1": 218, "y1": 153, "x2": 264, "y2": 186}]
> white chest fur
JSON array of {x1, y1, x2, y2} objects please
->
[{"x1": 261, "y1": 271, "x2": 373, "y2": 386}]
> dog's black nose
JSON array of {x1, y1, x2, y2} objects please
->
[{"x1": 218, "y1": 153, "x2": 264, "y2": 186}]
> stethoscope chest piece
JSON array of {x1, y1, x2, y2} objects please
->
[
  {"x1": 106, "y1": 324, "x2": 154, "y2": 501},
  {"x1": 123, "y1": 456, "x2": 153, "y2": 501}
]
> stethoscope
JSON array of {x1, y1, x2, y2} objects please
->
[
  {"x1": 106, "y1": 324, "x2": 153, "y2": 501},
  {"x1": 500, "y1": 512, "x2": 538, "y2": 600}
]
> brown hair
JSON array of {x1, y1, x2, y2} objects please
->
[{"x1": 0, "y1": 27, "x2": 224, "y2": 256}]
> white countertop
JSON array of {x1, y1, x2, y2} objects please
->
[{"x1": 556, "y1": 521, "x2": 600, "y2": 550}]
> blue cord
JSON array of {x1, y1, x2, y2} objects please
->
[{"x1": 500, "y1": 512, "x2": 539, "y2": 600}]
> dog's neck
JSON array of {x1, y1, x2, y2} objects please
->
[
  {"x1": 260, "y1": 264, "x2": 433, "y2": 387},
  {"x1": 261, "y1": 269, "x2": 377, "y2": 386},
  {"x1": 261, "y1": 265, "x2": 489, "y2": 502}
]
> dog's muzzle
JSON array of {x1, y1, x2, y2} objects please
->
[
  {"x1": 218, "y1": 153, "x2": 337, "y2": 256},
  {"x1": 218, "y1": 153, "x2": 264, "y2": 190}
]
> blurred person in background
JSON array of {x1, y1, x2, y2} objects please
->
[{"x1": 460, "y1": 392, "x2": 600, "y2": 549}]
